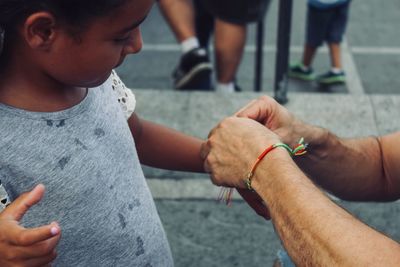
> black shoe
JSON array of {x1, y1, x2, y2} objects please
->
[
  {"x1": 234, "y1": 83, "x2": 242, "y2": 92},
  {"x1": 173, "y1": 48, "x2": 212, "y2": 90}
]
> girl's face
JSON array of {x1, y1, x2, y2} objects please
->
[{"x1": 43, "y1": 0, "x2": 153, "y2": 88}]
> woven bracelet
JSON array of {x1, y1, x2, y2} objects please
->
[{"x1": 244, "y1": 138, "x2": 307, "y2": 190}]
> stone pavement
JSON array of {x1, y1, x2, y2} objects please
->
[{"x1": 115, "y1": 0, "x2": 400, "y2": 266}]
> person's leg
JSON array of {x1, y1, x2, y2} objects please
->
[
  {"x1": 328, "y1": 42, "x2": 342, "y2": 69},
  {"x1": 158, "y1": 0, "x2": 212, "y2": 90},
  {"x1": 289, "y1": 4, "x2": 329, "y2": 81},
  {"x1": 214, "y1": 18, "x2": 247, "y2": 92},
  {"x1": 193, "y1": 0, "x2": 214, "y2": 49},
  {"x1": 317, "y1": 2, "x2": 350, "y2": 84},
  {"x1": 326, "y1": 2, "x2": 350, "y2": 70},
  {"x1": 302, "y1": 44, "x2": 318, "y2": 68},
  {"x1": 158, "y1": 0, "x2": 196, "y2": 43}
]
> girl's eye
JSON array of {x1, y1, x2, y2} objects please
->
[{"x1": 114, "y1": 35, "x2": 130, "y2": 44}]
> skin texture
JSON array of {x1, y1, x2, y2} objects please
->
[
  {"x1": 0, "y1": 0, "x2": 203, "y2": 266},
  {"x1": 202, "y1": 96, "x2": 400, "y2": 266},
  {"x1": 303, "y1": 43, "x2": 342, "y2": 69}
]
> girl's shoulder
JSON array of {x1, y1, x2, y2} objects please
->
[{"x1": 105, "y1": 70, "x2": 136, "y2": 120}]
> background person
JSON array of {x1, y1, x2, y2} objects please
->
[
  {"x1": 289, "y1": 0, "x2": 351, "y2": 85},
  {"x1": 158, "y1": 0, "x2": 269, "y2": 92}
]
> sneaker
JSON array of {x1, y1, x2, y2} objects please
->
[
  {"x1": 172, "y1": 47, "x2": 213, "y2": 90},
  {"x1": 288, "y1": 63, "x2": 315, "y2": 81},
  {"x1": 317, "y1": 70, "x2": 346, "y2": 84},
  {"x1": 234, "y1": 83, "x2": 242, "y2": 92}
]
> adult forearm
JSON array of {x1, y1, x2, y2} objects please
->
[
  {"x1": 290, "y1": 120, "x2": 392, "y2": 201},
  {"x1": 251, "y1": 151, "x2": 400, "y2": 266}
]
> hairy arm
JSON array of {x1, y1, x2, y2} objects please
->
[
  {"x1": 128, "y1": 112, "x2": 204, "y2": 172},
  {"x1": 237, "y1": 96, "x2": 400, "y2": 201},
  {"x1": 290, "y1": 122, "x2": 400, "y2": 201},
  {"x1": 204, "y1": 116, "x2": 400, "y2": 266},
  {"x1": 251, "y1": 149, "x2": 400, "y2": 266}
]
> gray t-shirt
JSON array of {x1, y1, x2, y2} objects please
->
[{"x1": 0, "y1": 74, "x2": 173, "y2": 266}]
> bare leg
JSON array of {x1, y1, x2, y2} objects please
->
[
  {"x1": 328, "y1": 42, "x2": 342, "y2": 69},
  {"x1": 158, "y1": 0, "x2": 196, "y2": 42},
  {"x1": 302, "y1": 44, "x2": 318, "y2": 68},
  {"x1": 214, "y1": 19, "x2": 247, "y2": 83}
]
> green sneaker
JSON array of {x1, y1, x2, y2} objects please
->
[
  {"x1": 288, "y1": 63, "x2": 315, "y2": 81},
  {"x1": 317, "y1": 70, "x2": 346, "y2": 84}
]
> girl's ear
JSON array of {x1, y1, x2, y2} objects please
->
[{"x1": 23, "y1": 12, "x2": 57, "y2": 51}]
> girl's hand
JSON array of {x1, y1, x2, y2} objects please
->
[{"x1": 0, "y1": 184, "x2": 61, "y2": 267}]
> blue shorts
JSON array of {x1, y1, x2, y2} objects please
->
[{"x1": 306, "y1": 2, "x2": 350, "y2": 47}]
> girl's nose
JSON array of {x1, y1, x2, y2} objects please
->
[{"x1": 123, "y1": 28, "x2": 143, "y2": 55}]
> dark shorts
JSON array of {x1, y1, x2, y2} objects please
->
[
  {"x1": 198, "y1": 0, "x2": 270, "y2": 25},
  {"x1": 306, "y1": 2, "x2": 350, "y2": 47}
]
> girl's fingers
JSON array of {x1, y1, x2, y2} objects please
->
[
  {"x1": 18, "y1": 232, "x2": 61, "y2": 259},
  {"x1": 23, "y1": 250, "x2": 58, "y2": 267},
  {"x1": 1, "y1": 184, "x2": 45, "y2": 221},
  {"x1": 8, "y1": 222, "x2": 60, "y2": 247}
]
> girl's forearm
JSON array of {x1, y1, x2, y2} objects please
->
[{"x1": 130, "y1": 116, "x2": 204, "y2": 172}]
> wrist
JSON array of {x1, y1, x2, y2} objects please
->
[
  {"x1": 249, "y1": 146, "x2": 294, "y2": 193},
  {"x1": 291, "y1": 119, "x2": 330, "y2": 151}
]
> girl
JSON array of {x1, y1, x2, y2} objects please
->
[{"x1": 0, "y1": 0, "x2": 205, "y2": 266}]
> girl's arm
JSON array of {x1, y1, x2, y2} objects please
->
[{"x1": 128, "y1": 112, "x2": 204, "y2": 172}]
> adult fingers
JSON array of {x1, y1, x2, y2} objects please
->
[
  {"x1": 234, "y1": 99, "x2": 257, "y2": 116},
  {"x1": 8, "y1": 222, "x2": 61, "y2": 247},
  {"x1": 237, "y1": 189, "x2": 271, "y2": 220},
  {"x1": 1, "y1": 184, "x2": 45, "y2": 221},
  {"x1": 235, "y1": 96, "x2": 275, "y2": 123}
]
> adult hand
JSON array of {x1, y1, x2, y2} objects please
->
[
  {"x1": 202, "y1": 116, "x2": 281, "y2": 188},
  {"x1": 0, "y1": 184, "x2": 61, "y2": 267},
  {"x1": 235, "y1": 96, "x2": 302, "y2": 147}
]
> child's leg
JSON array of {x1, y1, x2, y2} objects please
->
[
  {"x1": 302, "y1": 44, "x2": 318, "y2": 68},
  {"x1": 304, "y1": 5, "x2": 332, "y2": 67},
  {"x1": 289, "y1": 4, "x2": 331, "y2": 81},
  {"x1": 328, "y1": 42, "x2": 342, "y2": 69},
  {"x1": 326, "y1": 2, "x2": 351, "y2": 70},
  {"x1": 314, "y1": 2, "x2": 350, "y2": 84}
]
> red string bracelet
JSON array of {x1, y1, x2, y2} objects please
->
[
  {"x1": 244, "y1": 144, "x2": 278, "y2": 190},
  {"x1": 245, "y1": 139, "x2": 307, "y2": 190},
  {"x1": 218, "y1": 138, "x2": 307, "y2": 205}
]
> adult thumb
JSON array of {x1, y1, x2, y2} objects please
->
[{"x1": 1, "y1": 184, "x2": 45, "y2": 221}]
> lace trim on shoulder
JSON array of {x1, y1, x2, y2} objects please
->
[{"x1": 110, "y1": 70, "x2": 136, "y2": 120}]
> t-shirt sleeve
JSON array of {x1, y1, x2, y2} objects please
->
[{"x1": 110, "y1": 70, "x2": 136, "y2": 120}]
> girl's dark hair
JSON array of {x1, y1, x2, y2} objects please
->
[{"x1": 0, "y1": 0, "x2": 128, "y2": 61}]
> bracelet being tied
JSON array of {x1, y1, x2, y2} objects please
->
[{"x1": 218, "y1": 138, "x2": 308, "y2": 205}]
